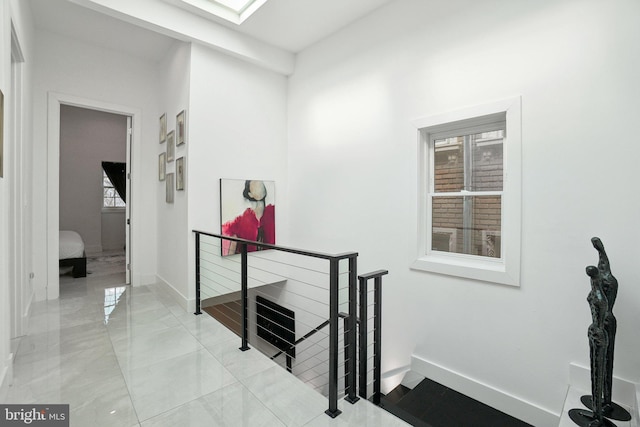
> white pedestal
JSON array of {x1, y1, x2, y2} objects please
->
[{"x1": 559, "y1": 386, "x2": 636, "y2": 427}]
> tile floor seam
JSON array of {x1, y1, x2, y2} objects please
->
[
  {"x1": 105, "y1": 305, "x2": 143, "y2": 426},
  {"x1": 6, "y1": 259, "x2": 410, "y2": 426}
]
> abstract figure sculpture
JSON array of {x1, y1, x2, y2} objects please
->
[
  {"x1": 569, "y1": 265, "x2": 615, "y2": 427},
  {"x1": 580, "y1": 238, "x2": 631, "y2": 422},
  {"x1": 569, "y1": 238, "x2": 632, "y2": 427}
]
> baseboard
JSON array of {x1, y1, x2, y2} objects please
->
[
  {"x1": 411, "y1": 355, "x2": 559, "y2": 427},
  {"x1": 0, "y1": 353, "x2": 15, "y2": 403},
  {"x1": 85, "y1": 245, "x2": 103, "y2": 255},
  {"x1": 569, "y1": 362, "x2": 638, "y2": 409},
  {"x1": 154, "y1": 276, "x2": 194, "y2": 313},
  {"x1": 560, "y1": 371, "x2": 639, "y2": 427},
  {"x1": 635, "y1": 383, "x2": 640, "y2": 421}
]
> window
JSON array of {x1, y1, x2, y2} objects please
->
[
  {"x1": 103, "y1": 171, "x2": 125, "y2": 208},
  {"x1": 412, "y1": 97, "x2": 521, "y2": 286}
]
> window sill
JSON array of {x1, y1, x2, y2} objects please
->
[
  {"x1": 102, "y1": 207, "x2": 125, "y2": 214},
  {"x1": 411, "y1": 254, "x2": 519, "y2": 287}
]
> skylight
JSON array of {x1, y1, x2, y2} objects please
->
[
  {"x1": 178, "y1": 0, "x2": 269, "y2": 24},
  {"x1": 213, "y1": 0, "x2": 256, "y2": 13}
]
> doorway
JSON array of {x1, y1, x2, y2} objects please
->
[
  {"x1": 47, "y1": 94, "x2": 140, "y2": 300},
  {"x1": 58, "y1": 105, "x2": 130, "y2": 285}
]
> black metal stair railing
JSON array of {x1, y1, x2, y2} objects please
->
[
  {"x1": 193, "y1": 230, "x2": 359, "y2": 417},
  {"x1": 358, "y1": 269, "x2": 388, "y2": 405},
  {"x1": 271, "y1": 318, "x2": 330, "y2": 372},
  {"x1": 194, "y1": 230, "x2": 388, "y2": 417}
]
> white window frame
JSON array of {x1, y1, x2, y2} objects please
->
[{"x1": 412, "y1": 97, "x2": 521, "y2": 286}]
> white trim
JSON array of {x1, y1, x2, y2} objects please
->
[
  {"x1": 412, "y1": 96, "x2": 522, "y2": 287},
  {"x1": 101, "y1": 207, "x2": 126, "y2": 214},
  {"x1": 47, "y1": 92, "x2": 141, "y2": 299},
  {"x1": 174, "y1": 0, "x2": 269, "y2": 24},
  {"x1": 155, "y1": 275, "x2": 194, "y2": 313},
  {"x1": 568, "y1": 362, "x2": 637, "y2": 409},
  {"x1": 0, "y1": 353, "x2": 15, "y2": 403},
  {"x1": 411, "y1": 355, "x2": 558, "y2": 427}
]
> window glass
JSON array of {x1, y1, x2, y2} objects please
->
[
  {"x1": 431, "y1": 129, "x2": 504, "y2": 258},
  {"x1": 103, "y1": 171, "x2": 125, "y2": 208},
  {"x1": 431, "y1": 195, "x2": 502, "y2": 258}
]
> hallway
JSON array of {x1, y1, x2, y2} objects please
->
[{"x1": 3, "y1": 267, "x2": 407, "y2": 426}]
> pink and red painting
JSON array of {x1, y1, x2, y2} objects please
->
[{"x1": 220, "y1": 178, "x2": 275, "y2": 256}]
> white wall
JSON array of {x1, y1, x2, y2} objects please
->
[
  {"x1": 156, "y1": 40, "x2": 190, "y2": 300},
  {"x1": 0, "y1": 0, "x2": 10, "y2": 400},
  {"x1": 288, "y1": 0, "x2": 640, "y2": 423},
  {"x1": 59, "y1": 105, "x2": 127, "y2": 254},
  {"x1": 1, "y1": 0, "x2": 35, "y2": 398},
  {"x1": 33, "y1": 29, "x2": 161, "y2": 298},
  {"x1": 186, "y1": 43, "x2": 288, "y2": 309},
  {"x1": 101, "y1": 211, "x2": 125, "y2": 251}
]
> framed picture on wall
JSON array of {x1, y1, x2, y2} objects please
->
[
  {"x1": 176, "y1": 110, "x2": 186, "y2": 146},
  {"x1": 159, "y1": 113, "x2": 167, "y2": 144},
  {"x1": 167, "y1": 130, "x2": 175, "y2": 162},
  {"x1": 159, "y1": 152, "x2": 166, "y2": 181},
  {"x1": 220, "y1": 178, "x2": 276, "y2": 256},
  {"x1": 176, "y1": 157, "x2": 185, "y2": 190},
  {"x1": 166, "y1": 173, "x2": 174, "y2": 203}
]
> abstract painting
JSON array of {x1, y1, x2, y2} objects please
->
[{"x1": 220, "y1": 178, "x2": 275, "y2": 256}]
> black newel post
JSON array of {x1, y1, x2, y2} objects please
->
[
  {"x1": 194, "y1": 233, "x2": 202, "y2": 315},
  {"x1": 372, "y1": 274, "x2": 383, "y2": 405},
  {"x1": 240, "y1": 242, "x2": 250, "y2": 351},
  {"x1": 344, "y1": 255, "x2": 359, "y2": 404},
  {"x1": 357, "y1": 270, "x2": 388, "y2": 403},
  {"x1": 358, "y1": 275, "x2": 368, "y2": 400},
  {"x1": 325, "y1": 258, "x2": 342, "y2": 418}
]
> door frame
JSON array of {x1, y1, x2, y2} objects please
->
[
  {"x1": 9, "y1": 22, "x2": 29, "y2": 338},
  {"x1": 47, "y1": 93, "x2": 141, "y2": 299}
]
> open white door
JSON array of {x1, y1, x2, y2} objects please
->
[{"x1": 125, "y1": 116, "x2": 132, "y2": 284}]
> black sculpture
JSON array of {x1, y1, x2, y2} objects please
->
[
  {"x1": 580, "y1": 238, "x2": 631, "y2": 422},
  {"x1": 569, "y1": 266, "x2": 616, "y2": 427}
]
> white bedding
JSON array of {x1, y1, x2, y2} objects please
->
[{"x1": 59, "y1": 230, "x2": 85, "y2": 259}]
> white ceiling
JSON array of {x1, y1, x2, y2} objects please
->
[
  {"x1": 29, "y1": 0, "x2": 175, "y2": 61},
  {"x1": 182, "y1": 0, "x2": 394, "y2": 52},
  {"x1": 28, "y1": 0, "x2": 395, "y2": 60}
]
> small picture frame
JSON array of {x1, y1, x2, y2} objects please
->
[
  {"x1": 158, "y1": 152, "x2": 166, "y2": 181},
  {"x1": 167, "y1": 130, "x2": 175, "y2": 162},
  {"x1": 176, "y1": 110, "x2": 186, "y2": 146},
  {"x1": 166, "y1": 173, "x2": 174, "y2": 203},
  {"x1": 176, "y1": 157, "x2": 185, "y2": 190},
  {"x1": 159, "y1": 113, "x2": 167, "y2": 144}
]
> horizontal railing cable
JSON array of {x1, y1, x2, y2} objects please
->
[{"x1": 194, "y1": 230, "x2": 361, "y2": 418}]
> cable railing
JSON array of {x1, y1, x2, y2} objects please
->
[
  {"x1": 193, "y1": 230, "x2": 387, "y2": 418},
  {"x1": 358, "y1": 270, "x2": 388, "y2": 405}
]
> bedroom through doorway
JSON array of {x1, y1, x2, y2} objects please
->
[{"x1": 58, "y1": 105, "x2": 131, "y2": 286}]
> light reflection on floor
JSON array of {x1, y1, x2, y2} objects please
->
[
  {"x1": 5, "y1": 255, "x2": 409, "y2": 426},
  {"x1": 103, "y1": 286, "x2": 127, "y2": 324}
]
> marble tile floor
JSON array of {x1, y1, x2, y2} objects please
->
[{"x1": 4, "y1": 266, "x2": 409, "y2": 426}]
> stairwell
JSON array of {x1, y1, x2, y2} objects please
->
[{"x1": 379, "y1": 378, "x2": 533, "y2": 427}]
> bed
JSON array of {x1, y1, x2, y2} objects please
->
[{"x1": 59, "y1": 230, "x2": 87, "y2": 278}]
